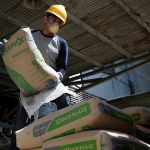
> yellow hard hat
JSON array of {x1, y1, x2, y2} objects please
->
[{"x1": 45, "y1": 5, "x2": 67, "y2": 24}]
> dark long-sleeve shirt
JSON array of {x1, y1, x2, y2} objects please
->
[{"x1": 31, "y1": 30, "x2": 68, "y2": 79}]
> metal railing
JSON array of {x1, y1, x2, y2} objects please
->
[
  {"x1": 70, "y1": 91, "x2": 105, "y2": 104},
  {"x1": 0, "y1": 122, "x2": 14, "y2": 148}
]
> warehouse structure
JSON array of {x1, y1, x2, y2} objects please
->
[{"x1": 1, "y1": 0, "x2": 150, "y2": 149}]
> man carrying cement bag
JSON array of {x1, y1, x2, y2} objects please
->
[{"x1": 0, "y1": 4, "x2": 71, "y2": 150}]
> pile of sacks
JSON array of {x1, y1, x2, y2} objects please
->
[
  {"x1": 123, "y1": 106, "x2": 150, "y2": 144},
  {"x1": 15, "y1": 97, "x2": 150, "y2": 150},
  {"x1": 3, "y1": 27, "x2": 150, "y2": 150}
]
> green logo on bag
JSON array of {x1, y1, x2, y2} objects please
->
[
  {"x1": 31, "y1": 60, "x2": 48, "y2": 78},
  {"x1": 5, "y1": 65, "x2": 36, "y2": 91},
  {"x1": 82, "y1": 125, "x2": 92, "y2": 131},
  {"x1": 132, "y1": 113, "x2": 141, "y2": 121},
  {"x1": 12, "y1": 47, "x2": 29, "y2": 58},
  {"x1": 46, "y1": 103, "x2": 91, "y2": 132},
  {"x1": 5, "y1": 37, "x2": 24, "y2": 52},
  {"x1": 60, "y1": 140, "x2": 97, "y2": 150}
]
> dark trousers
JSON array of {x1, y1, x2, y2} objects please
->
[{"x1": 11, "y1": 94, "x2": 71, "y2": 150}]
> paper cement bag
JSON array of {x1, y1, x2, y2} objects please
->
[
  {"x1": 122, "y1": 107, "x2": 150, "y2": 126},
  {"x1": 2, "y1": 27, "x2": 59, "y2": 96},
  {"x1": 131, "y1": 125, "x2": 150, "y2": 144},
  {"x1": 42, "y1": 130, "x2": 150, "y2": 150},
  {"x1": 16, "y1": 97, "x2": 135, "y2": 149}
]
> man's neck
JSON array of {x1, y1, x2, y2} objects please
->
[{"x1": 42, "y1": 27, "x2": 54, "y2": 36}]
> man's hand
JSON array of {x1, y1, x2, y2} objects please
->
[
  {"x1": 0, "y1": 39, "x2": 7, "y2": 54},
  {"x1": 47, "y1": 79, "x2": 60, "y2": 89},
  {"x1": 47, "y1": 72, "x2": 62, "y2": 89}
]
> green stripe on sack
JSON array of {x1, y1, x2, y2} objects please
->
[
  {"x1": 43, "y1": 140, "x2": 97, "y2": 150},
  {"x1": 44, "y1": 128, "x2": 75, "y2": 143},
  {"x1": 111, "y1": 110, "x2": 133, "y2": 124},
  {"x1": 60, "y1": 140, "x2": 97, "y2": 150},
  {"x1": 46, "y1": 103, "x2": 91, "y2": 132},
  {"x1": 98, "y1": 103, "x2": 133, "y2": 124},
  {"x1": 5, "y1": 65, "x2": 36, "y2": 91}
]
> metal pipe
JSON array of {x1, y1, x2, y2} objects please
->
[
  {"x1": 0, "y1": 132, "x2": 11, "y2": 147},
  {"x1": 63, "y1": 53, "x2": 150, "y2": 84},
  {"x1": 0, "y1": 122, "x2": 14, "y2": 129},
  {"x1": 75, "y1": 59, "x2": 150, "y2": 93},
  {"x1": 66, "y1": 78, "x2": 103, "y2": 85}
]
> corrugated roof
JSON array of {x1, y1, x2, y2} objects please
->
[{"x1": 1, "y1": 0, "x2": 150, "y2": 93}]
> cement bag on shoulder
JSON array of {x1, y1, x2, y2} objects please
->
[
  {"x1": 16, "y1": 97, "x2": 135, "y2": 149},
  {"x1": 131, "y1": 125, "x2": 150, "y2": 144},
  {"x1": 122, "y1": 107, "x2": 150, "y2": 126},
  {"x1": 42, "y1": 130, "x2": 150, "y2": 150},
  {"x1": 2, "y1": 27, "x2": 59, "y2": 96}
]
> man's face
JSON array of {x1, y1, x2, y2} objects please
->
[
  {"x1": 44, "y1": 15, "x2": 63, "y2": 27},
  {"x1": 48, "y1": 17, "x2": 63, "y2": 26}
]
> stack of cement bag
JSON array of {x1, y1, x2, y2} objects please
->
[
  {"x1": 24, "y1": 130, "x2": 150, "y2": 150},
  {"x1": 42, "y1": 130, "x2": 150, "y2": 150},
  {"x1": 123, "y1": 106, "x2": 150, "y2": 145},
  {"x1": 4, "y1": 27, "x2": 150, "y2": 149},
  {"x1": 16, "y1": 97, "x2": 150, "y2": 150}
]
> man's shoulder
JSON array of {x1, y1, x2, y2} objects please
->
[
  {"x1": 57, "y1": 35, "x2": 67, "y2": 44},
  {"x1": 31, "y1": 29, "x2": 41, "y2": 34}
]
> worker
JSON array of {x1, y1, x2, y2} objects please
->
[{"x1": 0, "y1": 4, "x2": 71, "y2": 150}]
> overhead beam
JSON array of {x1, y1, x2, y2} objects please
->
[
  {"x1": 114, "y1": 0, "x2": 150, "y2": 33},
  {"x1": 64, "y1": 53, "x2": 150, "y2": 83},
  {"x1": 0, "y1": 122, "x2": 14, "y2": 129},
  {"x1": 75, "y1": 59, "x2": 150, "y2": 93},
  {"x1": 0, "y1": 10, "x2": 33, "y2": 28},
  {"x1": 66, "y1": 78, "x2": 103, "y2": 85},
  {"x1": 43, "y1": 0, "x2": 133, "y2": 59},
  {"x1": 67, "y1": 12, "x2": 133, "y2": 58},
  {"x1": 69, "y1": 47, "x2": 103, "y2": 67},
  {"x1": 0, "y1": 28, "x2": 20, "y2": 41}
]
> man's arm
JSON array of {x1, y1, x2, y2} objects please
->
[
  {"x1": 47, "y1": 38, "x2": 68, "y2": 89},
  {"x1": 56, "y1": 37, "x2": 68, "y2": 80}
]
